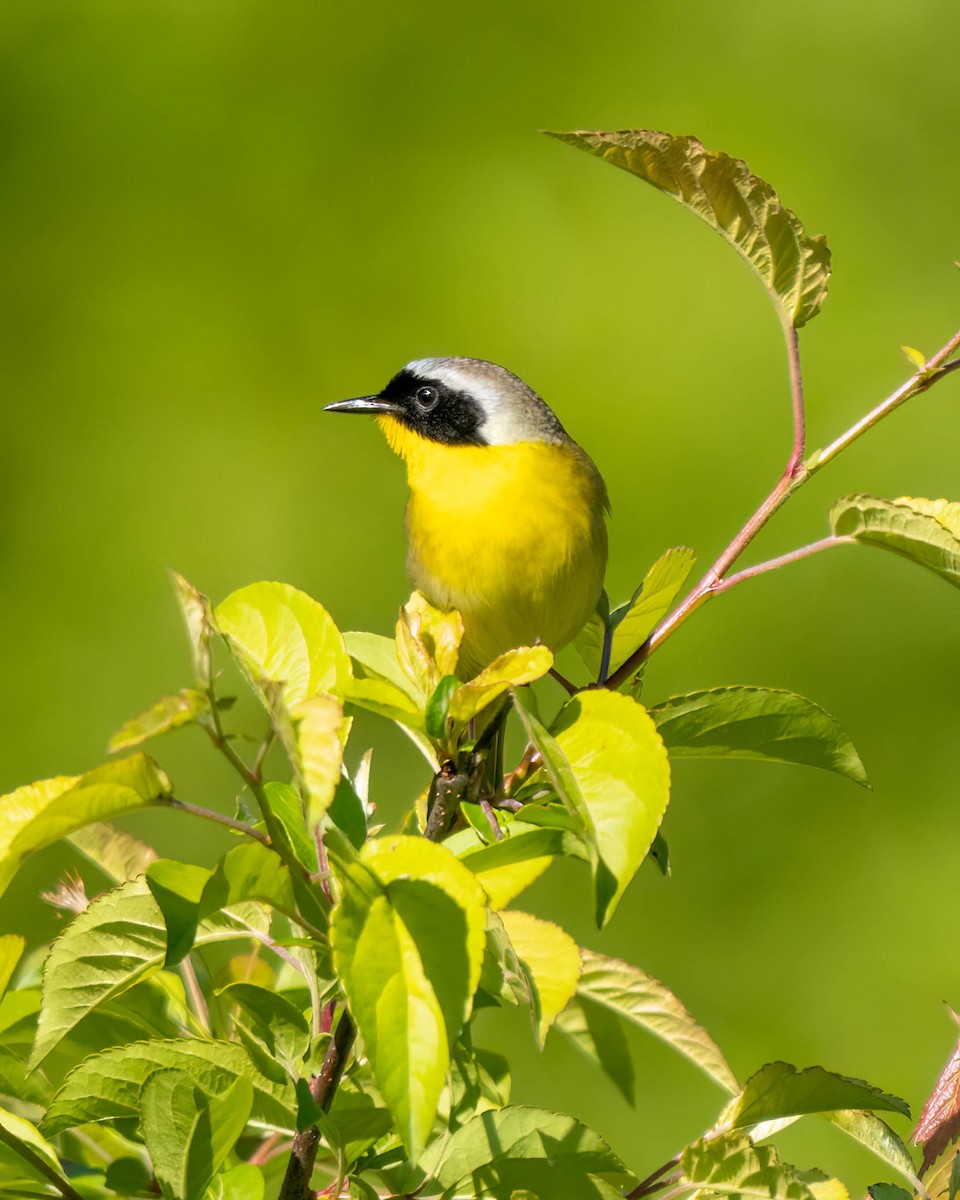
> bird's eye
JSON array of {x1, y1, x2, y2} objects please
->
[{"x1": 414, "y1": 385, "x2": 440, "y2": 412}]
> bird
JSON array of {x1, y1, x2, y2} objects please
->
[{"x1": 326, "y1": 357, "x2": 609, "y2": 680}]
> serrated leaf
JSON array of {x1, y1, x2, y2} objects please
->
[
  {"x1": 0, "y1": 937, "x2": 24, "y2": 1003},
  {"x1": 215, "y1": 581, "x2": 351, "y2": 708},
  {"x1": 0, "y1": 755, "x2": 170, "y2": 899},
  {"x1": 913, "y1": 1019, "x2": 960, "y2": 1174},
  {"x1": 831, "y1": 495, "x2": 960, "y2": 590},
  {"x1": 550, "y1": 128, "x2": 831, "y2": 328},
  {"x1": 330, "y1": 835, "x2": 487, "y2": 1161},
  {"x1": 651, "y1": 686, "x2": 869, "y2": 786},
  {"x1": 554, "y1": 994, "x2": 635, "y2": 1104},
  {"x1": 42, "y1": 1038, "x2": 295, "y2": 1136},
  {"x1": 147, "y1": 860, "x2": 213, "y2": 967},
  {"x1": 108, "y1": 689, "x2": 208, "y2": 753},
  {"x1": 732, "y1": 1062, "x2": 909, "y2": 1128},
  {"x1": 578, "y1": 548, "x2": 695, "y2": 679},
  {"x1": 419, "y1": 1104, "x2": 635, "y2": 1199},
  {"x1": 826, "y1": 1111, "x2": 920, "y2": 1191},
  {"x1": 550, "y1": 690, "x2": 671, "y2": 925},
  {"x1": 681, "y1": 1130, "x2": 839, "y2": 1200},
  {"x1": 448, "y1": 647, "x2": 553, "y2": 726},
  {"x1": 31, "y1": 879, "x2": 275, "y2": 1068},
  {"x1": 171, "y1": 571, "x2": 217, "y2": 684},
  {"x1": 499, "y1": 912, "x2": 581, "y2": 1046},
  {"x1": 199, "y1": 842, "x2": 298, "y2": 927},
  {"x1": 574, "y1": 948, "x2": 738, "y2": 1094},
  {"x1": 0, "y1": 1104, "x2": 70, "y2": 1191},
  {"x1": 68, "y1": 822, "x2": 157, "y2": 883},
  {"x1": 140, "y1": 1070, "x2": 253, "y2": 1200}
]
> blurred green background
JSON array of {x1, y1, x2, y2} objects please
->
[{"x1": 2, "y1": 0, "x2": 958, "y2": 1190}]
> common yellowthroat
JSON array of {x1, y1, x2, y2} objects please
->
[{"x1": 327, "y1": 357, "x2": 609, "y2": 678}]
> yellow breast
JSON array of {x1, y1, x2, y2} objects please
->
[{"x1": 379, "y1": 416, "x2": 609, "y2": 676}]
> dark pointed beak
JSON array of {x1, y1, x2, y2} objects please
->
[{"x1": 324, "y1": 395, "x2": 403, "y2": 415}]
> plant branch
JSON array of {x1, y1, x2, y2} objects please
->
[
  {"x1": 712, "y1": 535, "x2": 855, "y2": 594},
  {"x1": 808, "y1": 332, "x2": 960, "y2": 474},
  {"x1": 0, "y1": 1123, "x2": 83, "y2": 1200},
  {"x1": 164, "y1": 797, "x2": 270, "y2": 847},
  {"x1": 606, "y1": 324, "x2": 960, "y2": 690}
]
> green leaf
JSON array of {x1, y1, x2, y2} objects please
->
[
  {"x1": 147, "y1": 860, "x2": 213, "y2": 967},
  {"x1": 551, "y1": 690, "x2": 671, "y2": 926},
  {"x1": 680, "y1": 1129, "x2": 841, "y2": 1200},
  {"x1": 171, "y1": 571, "x2": 217, "y2": 683},
  {"x1": 105, "y1": 1156, "x2": 154, "y2": 1195},
  {"x1": 217, "y1": 983, "x2": 310, "y2": 1076},
  {"x1": 199, "y1": 842, "x2": 298, "y2": 926},
  {"x1": 868, "y1": 1186, "x2": 912, "y2": 1200},
  {"x1": 140, "y1": 1070, "x2": 253, "y2": 1200},
  {"x1": 215, "y1": 581, "x2": 351, "y2": 707},
  {"x1": 321, "y1": 1080, "x2": 394, "y2": 1171},
  {"x1": 327, "y1": 776, "x2": 368, "y2": 850},
  {"x1": 67, "y1": 822, "x2": 157, "y2": 883},
  {"x1": 0, "y1": 1104, "x2": 71, "y2": 1192},
  {"x1": 0, "y1": 754, "x2": 170, "y2": 899},
  {"x1": 650, "y1": 686, "x2": 869, "y2": 787},
  {"x1": 554, "y1": 994, "x2": 635, "y2": 1104},
  {"x1": 448, "y1": 1039, "x2": 511, "y2": 1129},
  {"x1": 42, "y1": 1037, "x2": 295, "y2": 1136},
  {"x1": 499, "y1": 911, "x2": 581, "y2": 1046},
  {"x1": 209, "y1": 1162, "x2": 265, "y2": 1200},
  {"x1": 330, "y1": 835, "x2": 487, "y2": 1161},
  {"x1": 426, "y1": 674, "x2": 462, "y2": 741},
  {"x1": 32, "y1": 879, "x2": 273, "y2": 1068},
  {"x1": 108, "y1": 689, "x2": 208, "y2": 753},
  {"x1": 830, "y1": 494, "x2": 960, "y2": 590},
  {"x1": 459, "y1": 823, "x2": 585, "y2": 909},
  {"x1": 397, "y1": 591, "x2": 465, "y2": 695},
  {"x1": 577, "y1": 548, "x2": 695, "y2": 679},
  {"x1": 293, "y1": 693, "x2": 348, "y2": 826},
  {"x1": 732, "y1": 1062, "x2": 910, "y2": 1128},
  {"x1": 550, "y1": 128, "x2": 831, "y2": 328},
  {"x1": 344, "y1": 630, "x2": 419, "y2": 699},
  {"x1": 826, "y1": 1111, "x2": 920, "y2": 1191},
  {"x1": 448, "y1": 647, "x2": 553, "y2": 726},
  {"x1": 263, "y1": 781, "x2": 318, "y2": 872},
  {"x1": 419, "y1": 1104, "x2": 635, "y2": 1199},
  {"x1": 0, "y1": 936, "x2": 24, "y2": 1002},
  {"x1": 573, "y1": 948, "x2": 738, "y2": 1094}
]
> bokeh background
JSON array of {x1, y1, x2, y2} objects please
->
[{"x1": 2, "y1": 0, "x2": 958, "y2": 1191}]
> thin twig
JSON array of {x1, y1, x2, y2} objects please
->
[
  {"x1": 810, "y1": 338, "x2": 960, "y2": 473},
  {"x1": 606, "y1": 325, "x2": 960, "y2": 689},
  {"x1": 712, "y1": 535, "x2": 855, "y2": 594},
  {"x1": 549, "y1": 666, "x2": 577, "y2": 695},
  {"x1": 164, "y1": 797, "x2": 270, "y2": 847},
  {"x1": 179, "y1": 955, "x2": 212, "y2": 1035}
]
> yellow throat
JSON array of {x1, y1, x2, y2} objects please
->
[{"x1": 378, "y1": 414, "x2": 609, "y2": 677}]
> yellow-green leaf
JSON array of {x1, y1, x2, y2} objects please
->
[
  {"x1": 448, "y1": 646, "x2": 553, "y2": 725},
  {"x1": 330, "y1": 835, "x2": 487, "y2": 1161},
  {"x1": 404, "y1": 590, "x2": 464, "y2": 679},
  {"x1": 550, "y1": 128, "x2": 831, "y2": 328},
  {"x1": 292, "y1": 694, "x2": 347, "y2": 826},
  {"x1": 578, "y1": 548, "x2": 695, "y2": 679},
  {"x1": 0, "y1": 937, "x2": 24, "y2": 1003},
  {"x1": 108, "y1": 689, "x2": 208, "y2": 753},
  {"x1": 0, "y1": 1105, "x2": 69, "y2": 1192},
  {"x1": 551, "y1": 691, "x2": 671, "y2": 926},
  {"x1": 0, "y1": 755, "x2": 170, "y2": 900},
  {"x1": 830, "y1": 494, "x2": 960, "y2": 590},
  {"x1": 499, "y1": 911, "x2": 581, "y2": 1046},
  {"x1": 215, "y1": 581, "x2": 351, "y2": 708}
]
